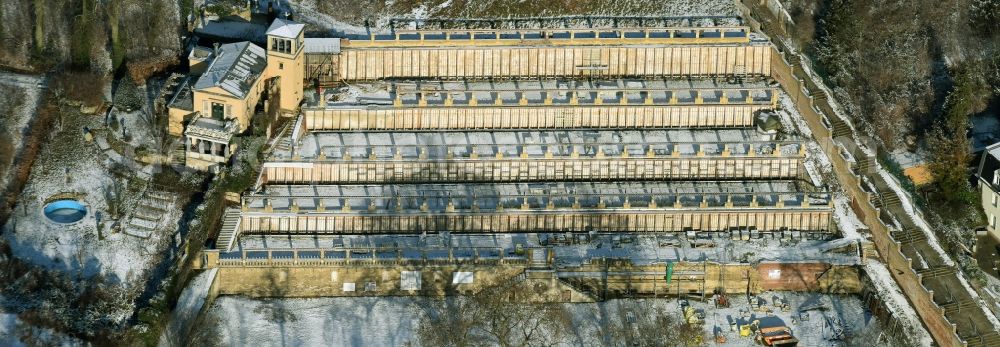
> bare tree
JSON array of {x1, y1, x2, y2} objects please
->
[
  {"x1": 593, "y1": 301, "x2": 702, "y2": 347},
  {"x1": 418, "y1": 281, "x2": 571, "y2": 347}
]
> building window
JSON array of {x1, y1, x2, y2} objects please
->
[
  {"x1": 211, "y1": 102, "x2": 225, "y2": 119},
  {"x1": 279, "y1": 62, "x2": 284, "y2": 70},
  {"x1": 991, "y1": 214, "x2": 997, "y2": 229},
  {"x1": 993, "y1": 193, "x2": 997, "y2": 207},
  {"x1": 273, "y1": 39, "x2": 292, "y2": 54}
]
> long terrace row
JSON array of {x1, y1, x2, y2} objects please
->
[
  {"x1": 334, "y1": 44, "x2": 771, "y2": 80},
  {"x1": 302, "y1": 104, "x2": 767, "y2": 130},
  {"x1": 243, "y1": 181, "x2": 826, "y2": 211},
  {"x1": 278, "y1": 129, "x2": 798, "y2": 159},
  {"x1": 344, "y1": 26, "x2": 752, "y2": 47},
  {"x1": 382, "y1": 86, "x2": 777, "y2": 107}
]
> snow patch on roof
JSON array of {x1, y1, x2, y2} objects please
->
[
  {"x1": 193, "y1": 42, "x2": 267, "y2": 99},
  {"x1": 266, "y1": 18, "x2": 305, "y2": 38},
  {"x1": 303, "y1": 38, "x2": 340, "y2": 53}
]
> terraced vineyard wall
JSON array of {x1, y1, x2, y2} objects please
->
[
  {"x1": 768, "y1": 43, "x2": 971, "y2": 347},
  {"x1": 198, "y1": 255, "x2": 862, "y2": 300},
  {"x1": 259, "y1": 155, "x2": 804, "y2": 184},
  {"x1": 302, "y1": 104, "x2": 767, "y2": 131},
  {"x1": 235, "y1": 208, "x2": 833, "y2": 235},
  {"x1": 336, "y1": 45, "x2": 772, "y2": 80}
]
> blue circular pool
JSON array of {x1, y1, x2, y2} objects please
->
[{"x1": 43, "y1": 199, "x2": 87, "y2": 224}]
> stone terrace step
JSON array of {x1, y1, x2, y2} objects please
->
[
  {"x1": 140, "y1": 200, "x2": 170, "y2": 213},
  {"x1": 147, "y1": 191, "x2": 174, "y2": 203},
  {"x1": 942, "y1": 298, "x2": 978, "y2": 313},
  {"x1": 891, "y1": 228, "x2": 927, "y2": 244},
  {"x1": 133, "y1": 209, "x2": 161, "y2": 221},
  {"x1": 916, "y1": 266, "x2": 953, "y2": 279},
  {"x1": 809, "y1": 89, "x2": 827, "y2": 100},
  {"x1": 966, "y1": 332, "x2": 1000, "y2": 347},
  {"x1": 881, "y1": 192, "x2": 901, "y2": 207},
  {"x1": 128, "y1": 217, "x2": 158, "y2": 231},
  {"x1": 216, "y1": 209, "x2": 242, "y2": 251}
]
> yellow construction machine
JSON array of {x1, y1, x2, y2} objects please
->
[{"x1": 756, "y1": 325, "x2": 799, "y2": 347}]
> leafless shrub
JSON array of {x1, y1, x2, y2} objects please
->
[
  {"x1": 126, "y1": 55, "x2": 180, "y2": 85},
  {"x1": 51, "y1": 71, "x2": 107, "y2": 108}
]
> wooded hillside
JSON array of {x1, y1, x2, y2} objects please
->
[
  {"x1": 788, "y1": 0, "x2": 1000, "y2": 213},
  {"x1": 0, "y1": 0, "x2": 184, "y2": 76}
]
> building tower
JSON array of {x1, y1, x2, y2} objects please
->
[{"x1": 265, "y1": 18, "x2": 305, "y2": 114}]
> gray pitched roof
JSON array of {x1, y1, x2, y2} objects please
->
[
  {"x1": 195, "y1": 20, "x2": 267, "y2": 44},
  {"x1": 166, "y1": 76, "x2": 193, "y2": 111},
  {"x1": 193, "y1": 42, "x2": 267, "y2": 99},
  {"x1": 979, "y1": 142, "x2": 1000, "y2": 189},
  {"x1": 266, "y1": 18, "x2": 305, "y2": 38},
  {"x1": 303, "y1": 38, "x2": 341, "y2": 53}
]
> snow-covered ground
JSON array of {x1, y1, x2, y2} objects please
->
[
  {"x1": 775, "y1": 93, "x2": 836, "y2": 190},
  {"x1": 771, "y1": 87, "x2": 940, "y2": 343},
  {"x1": 287, "y1": 0, "x2": 370, "y2": 35},
  {"x1": 159, "y1": 269, "x2": 218, "y2": 346},
  {"x1": 862, "y1": 260, "x2": 934, "y2": 346},
  {"x1": 0, "y1": 312, "x2": 83, "y2": 347},
  {"x1": 286, "y1": 0, "x2": 741, "y2": 36},
  {"x1": 828, "y1": 185, "x2": 933, "y2": 345},
  {"x1": 115, "y1": 108, "x2": 160, "y2": 150},
  {"x1": 1, "y1": 110, "x2": 181, "y2": 285},
  {"x1": 200, "y1": 292, "x2": 885, "y2": 346}
]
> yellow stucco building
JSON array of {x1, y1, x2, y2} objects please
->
[
  {"x1": 167, "y1": 19, "x2": 305, "y2": 171},
  {"x1": 979, "y1": 143, "x2": 1000, "y2": 239},
  {"x1": 264, "y1": 18, "x2": 305, "y2": 114}
]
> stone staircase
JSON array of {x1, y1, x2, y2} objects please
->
[
  {"x1": 890, "y1": 228, "x2": 928, "y2": 244},
  {"x1": 880, "y1": 190, "x2": 901, "y2": 208},
  {"x1": 856, "y1": 155, "x2": 875, "y2": 174},
  {"x1": 916, "y1": 266, "x2": 954, "y2": 279},
  {"x1": 942, "y1": 298, "x2": 979, "y2": 314},
  {"x1": 809, "y1": 89, "x2": 827, "y2": 102},
  {"x1": 124, "y1": 190, "x2": 175, "y2": 238},
  {"x1": 264, "y1": 121, "x2": 295, "y2": 155},
  {"x1": 530, "y1": 248, "x2": 550, "y2": 269},
  {"x1": 869, "y1": 176, "x2": 903, "y2": 209},
  {"x1": 274, "y1": 137, "x2": 292, "y2": 152},
  {"x1": 967, "y1": 331, "x2": 1000, "y2": 347},
  {"x1": 557, "y1": 277, "x2": 601, "y2": 302},
  {"x1": 786, "y1": 54, "x2": 801, "y2": 67},
  {"x1": 859, "y1": 240, "x2": 880, "y2": 260},
  {"x1": 217, "y1": 208, "x2": 241, "y2": 252},
  {"x1": 170, "y1": 147, "x2": 186, "y2": 166},
  {"x1": 745, "y1": 1, "x2": 1000, "y2": 344},
  {"x1": 830, "y1": 116, "x2": 852, "y2": 139},
  {"x1": 166, "y1": 140, "x2": 186, "y2": 167},
  {"x1": 870, "y1": 189, "x2": 901, "y2": 211}
]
